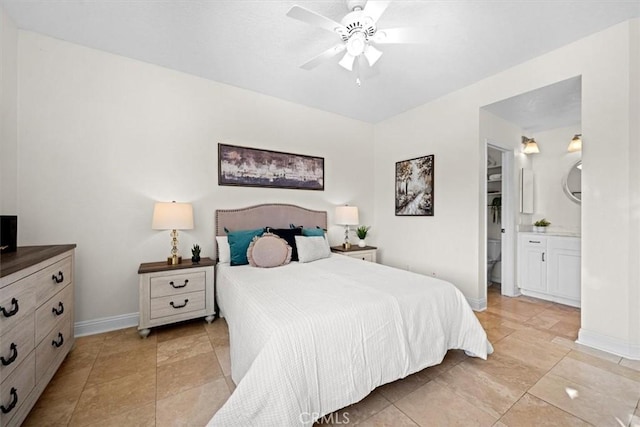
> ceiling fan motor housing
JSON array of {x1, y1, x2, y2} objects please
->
[{"x1": 338, "y1": 10, "x2": 377, "y2": 42}]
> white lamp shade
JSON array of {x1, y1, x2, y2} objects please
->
[
  {"x1": 152, "y1": 202, "x2": 194, "y2": 230},
  {"x1": 335, "y1": 206, "x2": 359, "y2": 225}
]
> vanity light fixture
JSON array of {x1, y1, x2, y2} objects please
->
[
  {"x1": 522, "y1": 136, "x2": 540, "y2": 154},
  {"x1": 567, "y1": 134, "x2": 582, "y2": 153},
  {"x1": 152, "y1": 201, "x2": 194, "y2": 265}
]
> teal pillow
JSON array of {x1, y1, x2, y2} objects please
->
[
  {"x1": 302, "y1": 227, "x2": 325, "y2": 237},
  {"x1": 227, "y1": 228, "x2": 264, "y2": 265}
]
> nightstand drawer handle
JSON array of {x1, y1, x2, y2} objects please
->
[
  {"x1": 52, "y1": 332, "x2": 64, "y2": 348},
  {"x1": 0, "y1": 298, "x2": 19, "y2": 317},
  {"x1": 52, "y1": 271, "x2": 64, "y2": 284},
  {"x1": 52, "y1": 302, "x2": 64, "y2": 316},
  {"x1": 1, "y1": 343, "x2": 18, "y2": 366},
  {"x1": 170, "y1": 299, "x2": 189, "y2": 309},
  {"x1": 1, "y1": 387, "x2": 18, "y2": 414},
  {"x1": 169, "y1": 279, "x2": 188, "y2": 289}
]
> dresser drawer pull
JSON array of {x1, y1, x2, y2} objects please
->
[
  {"x1": 169, "y1": 279, "x2": 188, "y2": 289},
  {"x1": 0, "y1": 298, "x2": 19, "y2": 317},
  {"x1": 0, "y1": 343, "x2": 17, "y2": 366},
  {"x1": 52, "y1": 302, "x2": 65, "y2": 316},
  {"x1": 52, "y1": 271, "x2": 65, "y2": 284},
  {"x1": 169, "y1": 299, "x2": 189, "y2": 309},
  {"x1": 0, "y1": 387, "x2": 18, "y2": 414},
  {"x1": 529, "y1": 240, "x2": 541, "y2": 244},
  {"x1": 52, "y1": 332, "x2": 64, "y2": 348}
]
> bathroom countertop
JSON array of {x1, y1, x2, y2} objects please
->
[{"x1": 519, "y1": 231, "x2": 581, "y2": 238}]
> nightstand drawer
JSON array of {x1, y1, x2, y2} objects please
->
[
  {"x1": 150, "y1": 291, "x2": 206, "y2": 320},
  {"x1": 150, "y1": 271, "x2": 206, "y2": 298},
  {"x1": 348, "y1": 252, "x2": 375, "y2": 262}
]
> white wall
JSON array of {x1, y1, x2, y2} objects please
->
[
  {"x1": 0, "y1": 6, "x2": 17, "y2": 214},
  {"x1": 529, "y1": 126, "x2": 581, "y2": 234},
  {"x1": 17, "y1": 31, "x2": 374, "y2": 326},
  {"x1": 374, "y1": 19, "x2": 640, "y2": 358}
]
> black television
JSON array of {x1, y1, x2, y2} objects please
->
[{"x1": 0, "y1": 215, "x2": 17, "y2": 253}]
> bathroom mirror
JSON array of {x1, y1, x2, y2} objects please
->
[{"x1": 563, "y1": 160, "x2": 582, "y2": 204}]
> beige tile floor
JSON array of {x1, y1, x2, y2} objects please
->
[{"x1": 23, "y1": 286, "x2": 640, "y2": 426}]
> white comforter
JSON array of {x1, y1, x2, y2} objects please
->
[{"x1": 208, "y1": 254, "x2": 492, "y2": 427}]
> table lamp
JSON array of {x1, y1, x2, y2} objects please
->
[
  {"x1": 152, "y1": 201, "x2": 194, "y2": 265},
  {"x1": 335, "y1": 205, "x2": 359, "y2": 249}
]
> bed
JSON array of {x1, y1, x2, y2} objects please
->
[{"x1": 208, "y1": 204, "x2": 492, "y2": 427}]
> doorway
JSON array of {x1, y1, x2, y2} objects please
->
[{"x1": 485, "y1": 142, "x2": 516, "y2": 297}]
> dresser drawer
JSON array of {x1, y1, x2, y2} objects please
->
[
  {"x1": 150, "y1": 271, "x2": 206, "y2": 298},
  {"x1": 35, "y1": 316, "x2": 71, "y2": 381},
  {"x1": 0, "y1": 281, "x2": 36, "y2": 335},
  {"x1": 347, "y1": 252, "x2": 375, "y2": 262},
  {"x1": 0, "y1": 316, "x2": 35, "y2": 383},
  {"x1": 150, "y1": 291, "x2": 205, "y2": 320},
  {"x1": 35, "y1": 256, "x2": 72, "y2": 306},
  {"x1": 35, "y1": 284, "x2": 73, "y2": 344},
  {"x1": 0, "y1": 351, "x2": 35, "y2": 426}
]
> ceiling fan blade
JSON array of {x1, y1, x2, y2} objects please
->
[
  {"x1": 363, "y1": 44, "x2": 383, "y2": 67},
  {"x1": 300, "y1": 44, "x2": 346, "y2": 70},
  {"x1": 372, "y1": 27, "x2": 425, "y2": 44},
  {"x1": 286, "y1": 5, "x2": 345, "y2": 34},
  {"x1": 338, "y1": 52, "x2": 356, "y2": 71},
  {"x1": 362, "y1": 0, "x2": 390, "y2": 24}
]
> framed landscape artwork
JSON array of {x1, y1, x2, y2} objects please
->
[
  {"x1": 218, "y1": 143, "x2": 324, "y2": 191},
  {"x1": 395, "y1": 154, "x2": 434, "y2": 216}
]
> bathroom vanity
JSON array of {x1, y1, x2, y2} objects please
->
[{"x1": 518, "y1": 232, "x2": 581, "y2": 307}]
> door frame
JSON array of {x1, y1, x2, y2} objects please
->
[{"x1": 485, "y1": 141, "x2": 517, "y2": 297}]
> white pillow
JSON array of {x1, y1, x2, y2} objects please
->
[
  {"x1": 294, "y1": 236, "x2": 330, "y2": 263},
  {"x1": 216, "y1": 236, "x2": 231, "y2": 264}
]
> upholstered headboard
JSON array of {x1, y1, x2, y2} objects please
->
[{"x1": 215, "y1": 204, "x2": 327, "y2": 237}]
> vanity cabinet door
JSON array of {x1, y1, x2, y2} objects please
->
[
  {"x1": 518, "y1": 236, "x2": 547, "y2": 293},
  {"x1": 547, "y1": 237, "x2": 581, "y2": 302}
]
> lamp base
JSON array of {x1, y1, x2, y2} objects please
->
[
  {"x1": 342, "y1": 242, "x2": 351, "y2": 249},
  {"x1": 167, "y1": 255, "x2": 182, "y2": 265}
]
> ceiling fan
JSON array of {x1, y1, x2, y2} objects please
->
[{"x1": 286, "y1": 0, "x2": 420, "y2": 73}]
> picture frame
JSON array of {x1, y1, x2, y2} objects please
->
[
  {"x1": 218, "y1": 143, "x2": 324, "y2": 191},
  {"x1": 395, "y1": 154, "x2": 434, "y2": 216}
]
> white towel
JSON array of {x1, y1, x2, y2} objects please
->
[{"x1": 488, "y1": 173, "x2": 502, "y2": 180}]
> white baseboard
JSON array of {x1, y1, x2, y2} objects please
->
[
  {"x1": 74, "y1": 312, "x2": 139, "y2": 337},
  {"x1": 467, "y1": 296, "x2": 487, "y2": 311},
  {"x1": 577, "y1": 328, "x2": 640, "y2": 360}
]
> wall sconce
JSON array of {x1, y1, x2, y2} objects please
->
[
  {"x1": 522, "y1": 136, "x2": 540, "y2": 154},
  {"x1": 335, "y1": 205, "x2": 359, "y2": 249},
  {"x1": 152, "y1": 201, "x2": 194, "y2": 265},
  {"x1": 567, "y1": 134, "x2": 582, "y2": 152}
]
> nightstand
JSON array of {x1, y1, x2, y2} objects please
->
[
  {"x1": 137, "y1": 257, "x2": 215, "y2": 338},
  {"x1": 330, "y1": 245, "x2": 377, "y2": 262}
]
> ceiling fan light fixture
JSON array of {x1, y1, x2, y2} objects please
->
[
  {"x1": 339, "y1": 52, "x2": 356, "y2": 71},
  {"x1": 346, "y1": 32, "x2": 367, "y2": 56},
  {"x1": 364, "y1": 44, "x2": 383, "y2": 66}
]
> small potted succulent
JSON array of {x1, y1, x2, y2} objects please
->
[
  {"x1": 191, "y1": 244, "x2": 201, "y2": 263},
  {"x1": 356, "y1": 226, "x2": 371, "y2": 247},
  {"x1": 533, "y1": 218, "x2": 551, "y2": 233}
]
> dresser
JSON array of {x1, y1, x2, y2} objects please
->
[
  {"x1": 137, "y1": 258, "x2": 215, "y2": 338},
  {"x1": 330, "y1": 245, "x2": 377, "y2": 262},
  {"x1": 0, "y1": 245, "x2": 76, "y2": 426}
]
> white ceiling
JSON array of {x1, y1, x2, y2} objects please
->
[{"x1": 2, "y1": 0, "x2": 639, "y2": 123}]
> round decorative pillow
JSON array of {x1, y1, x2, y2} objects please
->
[{"x1": 247, "y1": 233, "x2": 292, "y2": 268}]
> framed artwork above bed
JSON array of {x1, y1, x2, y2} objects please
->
[
  {"x1": 218, "y1": 143, "x2": 324, "y2": 191},
  {"x1": 395, "y1": 154, "x2": 434, "y2": 216}
]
